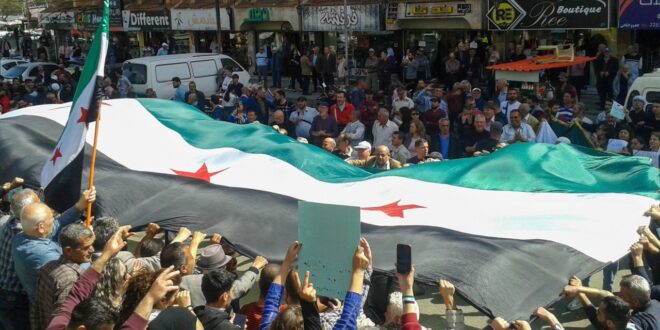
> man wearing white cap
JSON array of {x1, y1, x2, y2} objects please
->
[
  {"x1": 349, "y1": 141, "x2": 372, "y2": 161},
  {"x1": 157, "y1": 42, "x2": 169, "y2": 56}
]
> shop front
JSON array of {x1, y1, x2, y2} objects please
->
[
  {"x1": 38, "y1": 10, "x2": 76, "y2": 61},
  {"x1": 388, "y1": 0, "x2": 483, "y2": 80},
  {"x1": 170, "y1": 8, "x2": 231, "y2": 53},
  {"x1": 121, "y1": 9, "x2": 171, "y2": 58},
  {"x1": 486, "y1": 0, "x2": 612, "y2": 58},
  {"x1": 301, "y1": 4, "x2": 381, "y2": 80},
  {"x1": 232, "y1": 6, "x2": 300, "y2": 73},
  {"x1": 618, "y1": 0, "x2": 660, "y2": 72}
]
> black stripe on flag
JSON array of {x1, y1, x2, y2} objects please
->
[{"x1": 0, "y1": 115, "x2": 607, "y2": 321}]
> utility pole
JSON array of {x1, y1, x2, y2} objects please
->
[
  {"x1": 215, "y1": 0, "x2": 223, "y2": 53},
  {"x1": 344, "y1": 0, "x2": 349, "y2": 87}
]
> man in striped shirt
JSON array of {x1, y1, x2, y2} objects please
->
[{"x1": 557, "y1": 92, "x2": 575, "y2": 123}]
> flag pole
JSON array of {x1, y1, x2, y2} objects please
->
[{"x1": 85, "y1": 101, "x2": 102, "y2": 228}]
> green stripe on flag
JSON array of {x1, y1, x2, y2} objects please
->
[{"x1": 138, "y1": 99, "x2": 660, "y2": 197}]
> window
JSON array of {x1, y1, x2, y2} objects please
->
[
  {"x1": 2, "y1": 62, "x2": 17, "y2": 70},
  {"x1": 4, "y1": 65, "x2": 27, "y2": 77},
  {"x1": 191, "y1": 60, "x2": 217, "y2": 78},
  {"x1": 646, "y1": 91, "x2": 660, "y2": 104},
  {"x1": 123, "y1": 63, "x2": 147, "y2": 84},
  {"x1": 221, "y1": 58, "x2": 243, "y2": 72},
  {"x1": 28, "y1": 67, "x2": 39, "y2": 76},
  {"x1": 156, "y1": 63, "x2": 190, "y2": 82}
]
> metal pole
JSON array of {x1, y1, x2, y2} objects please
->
[
  {"x1": 216, "y1": 0, "x2": 223, "y2": 53},
  {"x1": 344, "y1": 0, "x2": 349, "y2": 87}
]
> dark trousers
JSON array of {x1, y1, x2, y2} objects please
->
[
  {"x1": 302, "y1": 75, "x2": 311, "y2": 95},
  {"x1": 597, "y1": 78, "x2": 614, "y2": 107},
  {"x1": 289, "y1": 74, "x2": 303, "y2": 90},
  {"x1": 272, "y1": 70, "x2": 282, "y2": 88},
  {"x1": 0, "y1": 290, "x2": 30, "y2": 330},
  {"x1": 323, "y1": 73, "x2": 334, "y2": 87},
  {"x1": 312, "y1": 68, "x2": 323, "y2": 91}
]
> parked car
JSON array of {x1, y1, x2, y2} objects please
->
[
  {"x1": 122, "y1": 53, "x2": 250, "y2": 100},
  {"x1": 625, "y1": 69, "x2": 660, "y2": 110},
  {"x1": 0, "y1": 58, "x2": 28, "y2": 78},
  {"x1": 2, "y1": 62, "x2": 58, "y2": 82}
]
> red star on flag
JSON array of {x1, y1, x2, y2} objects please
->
[
  {"x1": 171, "y1": 163, "x2": 228, "y2": 182},
  {"x1": 361, "y1": 200, "x2": 426, "y2": 218},
  {"x1": 50, "y1": 147, "x2": 62, "y2": 165},
  {"x1": 76, "y1": 107, "x2": 89, "y2": 124}
]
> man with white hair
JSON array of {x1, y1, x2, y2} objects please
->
[
  {"x1": 10, "y1": 188, "x2": 96, "y2": 305},
  {"x1": 372, "y1": 109, "x2": 399, "y2": 149},
  {"x1": 157, "y1": 42, "x2": 169, "y2": 56}
]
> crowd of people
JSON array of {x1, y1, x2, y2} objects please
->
[{"x1": 2, "y1": 173, "x2": 660, "y2": 330}]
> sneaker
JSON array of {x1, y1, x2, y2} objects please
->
[{"x1": 567, "y1": 297, "x2": 582, "y2": 311}]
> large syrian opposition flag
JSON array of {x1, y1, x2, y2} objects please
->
[
  {"x1": 1, "y1": 99, "x2": 658, "y2": 321},
  {"x1": 40, "y1": 0, "x2": 109, "y2": 211}
]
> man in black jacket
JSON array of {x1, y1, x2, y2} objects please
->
[
  {"x1": 194, "y1": 269, "x2": 240, "y2": 330},
  {"x1": 429, "y1": 118, "x2": 462, "y2": 160}
]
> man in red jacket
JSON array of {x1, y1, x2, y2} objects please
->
[{"x1": 330, "y1": 90, "x2": 355, "y2": 132}]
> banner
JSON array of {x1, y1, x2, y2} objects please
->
[
  {"x1": 302, "y1": 4, "x2": 380, "y2": 32},
  {"x1": 403, "y1": 2, "x2": 473, "y2": 18},
  {"x1": 487, "y1": 0, "x2": 610, "y2": 30},
  {"x1": 171, "y1": 9, "x2": 230, "y2": 31},
  {"x1": 122, "y1": 10, "x2": 171, "y2": 31},
  {"x1": 619, "y1": 0, "x2": 660, "y2": 29},
  {"x1": 39, "y1": 11, "x2": 75, "y2": 27}
]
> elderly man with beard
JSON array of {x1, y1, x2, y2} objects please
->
[
  {"x1": 463, "y1": 114, "x2": 490, "y2": 156},
  {"x1": 500, "y1": 110, "x2": 536, "y2": 144},
  {"x1": 348, "y1": 145, "x2": 402, "y2": 170}
]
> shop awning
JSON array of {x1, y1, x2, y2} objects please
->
[{"x1": 486, "y1": 55, "x2": 595, "y2": 72}]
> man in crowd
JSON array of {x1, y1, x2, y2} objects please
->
[
  {"x1": 322, "y1": 137, "x2": 337, "y2": 153},
  {"x1": 32, "y1": 223, "x2": 95, "y2": 330},
  {"x1": 595, "y1": 48, "x2": 619, "y2": 108},
  {"x1": 348, "y1": 145, "x2": 402, "y2": 170},
  {"x1": 500, "y1": 88, "x2": 521, "y2": 124},
  {"x1": 157, "y1": 43, "x2": 168, "y2": 56},
  {"x1": 475, "y1": 121, "x2": 504, "y2": 154},
  {"x1": 330, "y1": 90, "x2": 355, "y2": 131},
  {"x1": 249, "y1": 87, "x2": 274, "y2": 125},
  {"x1": 365, "y1": 49, "x2": 379, "y2": 91},
  {"x1": 273, "y1": 90, "x2": 293, "y2": 121},
  {"x1": 424, "y1": 98, "x2": 447, "y2": 141},
  {"x1": 322, "y1": 47, "x2": 336, "y2": 87},
  {"x1": 11, "y1": 188, "x2": 95, "y2": 304},
  {"x1": 393, "y1": 87, "x2": 414, "y2": 114},
  {"x1": 172, "y1": 77, "x2": 188, "y2": 103},
  {"x1": 256, "y1": 46, "x2": 269, "y2": 88},
  {"x1": 351, "y1": 141, "x2": 372, "y2": 161},
  {"x1": 272, "y1": 110, "x2": 295, "y2": 138},
  {"x1": 311, "y1": 47, "x2": 323, "y2": 93},
  {"x1": 557, "y1": 92, "x2": 575, "y2": 123},
  {"x1": 463, "y1": 114, "x2": 490, "y2": 156},
  {"x1": 341, "y1": 109, "x2": 365, "y2": 147},
  {"x1": 289, "y1": 96, "x2": 318, "y2": 140},
  {"x1": 373, "y1": 109, "x2": 399, "y2": 149},
  {"x1": 309, "y1": 102, "x2": 338, "y2": 147},
  {"x1": 184, "y1": 81, "x2": 205, "y2": 111},
  {"x1": 501, "y1": 110, "x2": 536, "y2": 144},
  {"x1": 351, "y1": 79, "x2": 367, "y2": 109},
  {"x1": 390, "y1": 131, "x2": 411, "y2": 164},
  {"x1": 430, "y1": 118, "x2": 462, "y2": 160},
  {"x1": 194, "y1": 269, "x2": 241, "y2": 330},
  {"x1": 406, "y1": 139, "x2": 430, "y2": 165}
]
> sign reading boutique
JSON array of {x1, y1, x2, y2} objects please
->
[
  {"x1": 619, "y1": 0, "x2": 660, "y2": 29},
  {"x1": 487, "y1": 0, "x2": 610, "y2": 30},
  {"x1": 302, "y1": 4, "x2": 380, "y2": 32},
  {"x1": 122, "y1": 10, "x2": 171, "y2": 31}
]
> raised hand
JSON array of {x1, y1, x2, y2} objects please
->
[
  {"x1": 175, "y1": 290, "x2": 192, "y2": 307},
  {"x1": 172, "y1": 227, "x2": 192, "y2": 243},
  {"x1": 75, "y1": 186, "x2": 97, "y2": 211},
  {"x1": 359, "y1": 237, "x2": 373, "y2": 268},
  {"x1": 352, "y1": 246, "x2": 370, "y2": 271},
  {"x1": 104, "y1": 225, "x2": 132, "y2": 257},
  {"x1": 147, "y1": 266, "x2": 180, "y2": 302},
  {"x1": 251, "y1": 256, "x2": 268, "y2": 270},
  {"x1": 293, "y1": 270, "x2": 316, "y2": 302},
  {"x1": 439, "y1": 279, "x2": 455, "y2": 310},
  {"x1": 146, "y1": 223, "x2": 160, "y2": 238},
  {"x1": 210, "y1": 233, "x2": 222, "y2": 245}
]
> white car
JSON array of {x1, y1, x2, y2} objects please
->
[
  {"x1": 2, "y1": 62, "x2": 58, "y2": 82},
  {"x1": 625, "y1": 69, "x2": 660, "y2": 110},
  {"x1": 0, "y1": 58, "x2": 28, "y2": 77},
  {"x1": 122, "y1": 53, "x2": 251, "y2": 100}
]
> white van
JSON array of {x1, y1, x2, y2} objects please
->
[
  {"x1": 625, "y1": 69, "x2": 660, "y2": 110},
  {"x1": 122, "y1": 53, "x2": 250, "y2": 100}
]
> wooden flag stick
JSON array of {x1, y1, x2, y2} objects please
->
[{"x1": 85, "y1": 101, "x2": 102, "y2": 228}]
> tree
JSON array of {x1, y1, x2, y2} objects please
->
[{"x1": 0, "y1": 0, "x2": 25, "y2": 20}]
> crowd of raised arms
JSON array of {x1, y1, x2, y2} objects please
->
[{"x1": 1, "y1": 178, "x2": 660, "y2": 330}]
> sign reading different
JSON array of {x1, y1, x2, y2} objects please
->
[
  {"x1": 171, "y1": 9, "x2": 230, "y2": 31},
  {"x1": 487, "y1": 0, "x2": 609, "y2": 30},
  {"x1": 619, "y1": 0, "x2": 660, "y2": 29},
  {"x1": 302, "y1": 4, "x2": 380, "y2": 31},
  {"x1": 404, "y1": 2, "x2": 472, "y2": 17},
  {"x1": 122, "y1": 10, "x2": 171, "y2": 31}
]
